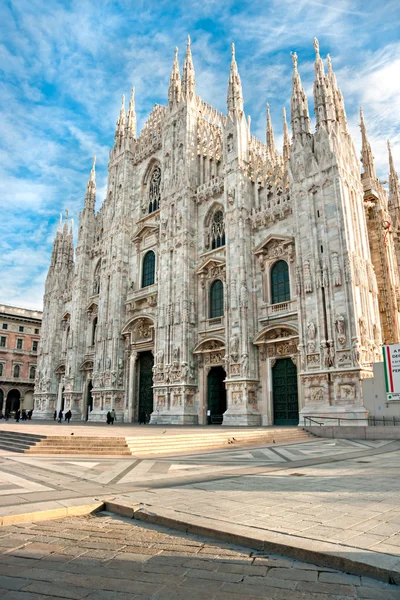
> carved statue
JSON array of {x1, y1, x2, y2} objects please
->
[
  {"x1": 241, "y1": 353, "x2": 249, "y2": 377},
  {"x1": 106, "y1": 357, "x2": 111, "y2": 370},
  {"x1": 307, "y1": 321, "x2": 316, "y2": 341},
  {"x1": 230, "y1": 334, "x2": 239, "y2": 362},
  {"x1": 173, "y1": 346, "x2": 180, "y2": 364},
  {"x1": 303, "y1": 260, "x2": 312, "y2": 293},
  {"x1": 352, "y1": 340, "x2": 361, "y2": 365},
  {"x1": 331, "y1": 252, "x2": 342, "y2": 286},
  {"x1": 156, "y1": 349, "x2": 164, "y2": 366},
  {"x1": 328, "y1": 340, "x2": 335, "y2": 367},
  {"x1": 181, "y1": 362, "x2": 189, "y2": 382},
  {"x1": 335, "y1": 314, "x2": 345, "y2": 336}
]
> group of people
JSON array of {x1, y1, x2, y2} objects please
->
[
  {"x1": 0, "y1": 409, "x2": 33, "y2": 421},
  {"x1": 106, "y1": 409, "x2": 116, "y2": 424},
  {"x1": 54, "y1": 409, "x2": 72, "y2": 423}
]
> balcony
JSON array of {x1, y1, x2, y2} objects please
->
[{"x1": 259, "y1": 299, "x2": 297, "y2": 321}]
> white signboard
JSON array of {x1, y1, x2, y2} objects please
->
[{"x1": 382, "y1": 343, "x2": 400, "y2": 399}]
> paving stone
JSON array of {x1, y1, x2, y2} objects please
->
[
  {"x1": 185, "y1": 568, "x2": 243, "y2": 582},
  {"x1": 319, "y1": 572, "x2": 362, "y2": 585},
  {"x1": 21, "y1": 582, "x2": 89, "y2": 599},
  {"x1": 266, "y1": 567, "x2": 318, "y2": 582},
  {"x1": 0, "y1": 578, "x2": 28, "y2": 592},
  {"x1": 296, "y1": 581, "x2": 357, "y2": 596}
]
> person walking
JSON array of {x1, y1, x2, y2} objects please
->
[
  {"x1": 110, "y1": 409, "x2": 116, "y2": 425},
  {"x1": 15, "y1": 409, "x2": 21, "y2": 423},
  {"x1": 106, "y1": 411, "x2": 111, "y2": 425},
  {"x1": 65, "y1": 410, "x2": 72, "y2": 423},
  {"x1": 58, "y1": 409, "x2": 63, "y2": 423},
  {"x1": 28, "y1": 409, "x2": 33, "y2": 420},
  {"x1": 53, "y1": 410, "x2": 57, "y2": 421}
]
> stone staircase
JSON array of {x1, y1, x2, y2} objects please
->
[
  {"x1": 16, "y1": 427, "x2": 312, "y2": 456},
  {"x1": 0, "y1": 431, "x2": 45, "y2": 453}
]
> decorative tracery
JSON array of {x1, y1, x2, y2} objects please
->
[
  {"x1": 148, "y1": 166, "x2": 161, "y2": 213},
  {"x1": 211, "y1": 210, "x2": 225, "y2": 249}
]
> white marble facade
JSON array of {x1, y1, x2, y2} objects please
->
[{"x1": 34, "y1": 38, "x2": 400, "y2": 426}]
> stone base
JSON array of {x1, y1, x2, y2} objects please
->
[
  {"x1": 222, "y1": 410, "x2": 262, "y2": 427},
  {"x1": 32, "y1": 410, "x2": 56, "y2": 420},
  {"x1": 299, "y1": 405, "x2": 369, "y2": 427},
  {"x1": 88, "y1": 410, "x2": 125, "y2": 423},
  {"x1": 150, "y1": 410, "x2": 199, "y2": 425}
]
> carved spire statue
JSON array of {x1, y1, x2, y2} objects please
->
[
  {"x1": 168, "y1": 47, "x2": 181, "y2": 108},
  {"x1": 84, "y1": 156, "x2": 96, "y2": 211},
  {"x1": 266, "y1": 103, "x2": 276, "y2": 162},
  {"x1": 227, "y1": 43, "x2": 244, "y2": 116},
  {"x1": 290, "y1": 51, "x2": 310, "y2": 137},
  {"x1": 182, "y1": 35, "x2": 195, "y2": 100},
  {"x1": 360, "y1": 108, "x2": 377, "y2": 182},
  {"x1": 126, "y1": 87, "x2": 137, "y2": 138},
  {"x1": 114, "y1": 95, "x2": 126, "y2": 144},
  {"x1": 313, "y1": 38, "x2": 335, "y2": 129},
  {"x1": 282, "y1": 107, "x2": 290, "y2": 164},
  {"x1": 327, "y1": 54, "x2": 348, "y2": 133},
  {"x1": 388, "y1": 141, "x2": 400, "y2": 211}
]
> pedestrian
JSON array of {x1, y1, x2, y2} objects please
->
[
  {"x1": 139, "y1": 411, "x2": 145, "y2": 425},
  {"x1": 110, "y1": 409, "x2": 116, "y2": 425},
  {"x1": 21, "y1": 409, "x2": 27, "y2": 421},
  {"x1": 15, "y1": 409, "x2": 21, "y2": 423},
  {"x1": 53, "y1": 410, "x2": 57, "y2": 421},
  {"x1": 0, "y1": 412, "x2": 3, "y2": 420},
  {"x1": 144, "y1": 412, "x2": 149, "y2": 424},
  {"x1": 28, "y1": 409, "x2": 33, "y2": 420},
  {"x1": 5, "y1": 410, "x2": 9, "y2": 421},
  {"x1": 106, "y1": 411, "x2": 111, "y2": 425},
  {"x1": 58, "y1": 409, "x2": 63, "y2": 423},
  {"x1": 65, "y1": 409, "x2": 72, "y2": 423}
]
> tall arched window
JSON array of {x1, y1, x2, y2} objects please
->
[
  {"x1": 93, "y1": 261, "x2": 101, "y2": 295},
  {"x1": 209, "y1": 279, "x2": 224, "y2": 318},
  {"x1": 91, "y1": 317, "x2": 98, "y2": 346},
  {"x1": 211, "y1": 210, "x2": 225, "y2": 249},
  {"x1": 142, "y1": 251, "x2": 156, "y2": 288},
  {"x1": 148, "y1": 166, "x2": 161, "y2": 213},
  {"x1": 13, "y1": 365, "x2": 20, "y2": 378},
  {"x1": 271, "y1": 260, "x2": 290, "y2": 304}
]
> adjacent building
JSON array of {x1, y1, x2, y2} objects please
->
[
  {"x1": 0, "y1": 304, "x2": 42, "y2": 414},
  {"x1": 34, "y1": 38, "x2": 400, "y2": 425}
]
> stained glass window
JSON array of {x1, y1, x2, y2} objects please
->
[
  {"x1": 142, "y1": 251, "x2": 156, "y2": 288},
  {"x1": 271, "y1": 260, "x2": 290, "y2": 304},
  {"x1": 210, "y1": 279, "x2": 224, "y2": 318}
]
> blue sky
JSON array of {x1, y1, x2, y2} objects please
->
[{"x1": 1, "y1": 0, "x2": 399, "y2": 310}]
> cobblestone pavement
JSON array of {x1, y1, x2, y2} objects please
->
[{"x1": 0, "y1": 513, "x2": 399, "y2": 600}]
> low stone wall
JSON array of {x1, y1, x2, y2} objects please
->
[{"x1": 306, "y1": 425, "x2": 400, "y2": 439}]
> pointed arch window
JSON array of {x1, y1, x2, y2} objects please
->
[
  {"x1": 209, "y1": 279, "x2": 224, "y2": 318},
  {"x1": 270, "y1": 260, "x2": 290, "y2": 304},
  {"x1": 142, "y1": 251, "x2": 156, "y2": 288},
  {"x1": 148, "y1": 166, "x2": 161, "y2": 213},
  {"x1": 211, "y1": 210, "x2": 225, "y2": 249},
  {"x1": 91, "y1": 317, "x2": 98, "y2": 346},
  {"x1": 13, "y1": 365, "x2": 20, "y2": 378}
]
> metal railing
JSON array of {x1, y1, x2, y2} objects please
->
[{"x1": 304, "y1": 415, "x2": 400, "y2": 427}]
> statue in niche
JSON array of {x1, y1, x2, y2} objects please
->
[
  {"x1": 181, "y1": 362, "x2": 189, "y2": 382},
  {"x1": 307, "y1": 321, "x2": 316, "y2": 353},
  {"x1": 230, "y1": 334, "x2": 239, "y2": 363},
  {"x1": 106, "y1": 357, "x2": 111, "y2": 370},
  {"x1": 173, "y1": 346, "x2": 180, "y2": 364},
  {"x1": 241, "y1": 353, "x2": 249, "y2": 377}
]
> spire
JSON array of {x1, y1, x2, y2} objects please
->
[
  {"x1": 266, "y1": 103, "x2": 276, "y2": 161},
  {"x1": 84, "y1": 156, "x2": 96, "y2": 211},
  {"x1": 168, "y1": 47, "x2": 181, "y2": 108},
  {"x1": 290, "y1": 51, "x2": 310, "y2": 137},
  {"x1": 227, "y1": 43, "x2": 244, "y2": 116},
  {"x1": 114, "y1": 95, "x2": 126, "y2": 143},
  {"x1": 282, "y1": 107, "x2": 290, "y2": 164},
  {"x1": 360, "y1": 108, "x2": 377, "y2": 181},
  {"x1": 388, "y1": 141, "x2": 400, "y2": 210},
  {"x1": 313, "y1": 38, "x2": 335, "y2": 129},
  {"x1": 126, "y1": 87, "x2": 137, "y2": 138},
  {"x1": 182, "y1": 35, "x2": 195, "y2": 100},
  {"x1": 63, "y1": 209, "x2": 69, "y2": 236},
  {"x1": 326, "y1": 54, "x2": 348, "y2": 133}
]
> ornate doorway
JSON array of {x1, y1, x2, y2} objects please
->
[
  {"x1": 272, "y1": 358, "x2": 299, "y2": 425},
  {"x1": 207, "y1": 367, "x2": 226, "y2": 424},
  {"x1": 138, "y1": 351, "x2": 154, "y2": 422}
]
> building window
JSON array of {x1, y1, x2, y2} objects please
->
[
  {"x1": 211, "y1": 210, "x2": 225, "y2": 249},
  {"x1": 13, "y1": 365, "x2": 20, "y2": 378},
  {"x1": 0, "y1": 364, "x2": 3, "y2": 376},
  {"x1": 16, "y1": 339, "x2": 23, "y2": 350},
  {"x1": 141, "y1": 251, "x2": 155, "y2": 288},
  {"x1": 91, "y1": 317, "x2": 98, "y2": 346},
  {"x1": 148, "y1": 166, "x2": 161, "y2": 213},
  {"x1": 270, "y1": 260, "x2": 290, "y2": 305},
  {"x1": 35, "y1": 328, "x2": 39, "y2": 334},
  {"x1": 32, "y1": 340, "x2": 38, "y2": 352},
  {"x1": 93, "y1": 261, "x2": 101, "y2": 295},
  {"x1": 0, "y1": 337, "x2": 6, "y2": 348},
  {"x1": 2, "y1": 324, "x2": 7, "y2": 330},
  {"x1": 29, "y1": 366, "x2": 36, "y2": 380},
  {"x1": 19, "y1": 326, "x2": 24, "y2": 332},
  {"x1": 209, "y1": 279, "x2": 224, "y2": 318}
]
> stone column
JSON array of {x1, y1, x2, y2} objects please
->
[{"x1": 128, "y1": 351, "x2": 138, "y2": 423}]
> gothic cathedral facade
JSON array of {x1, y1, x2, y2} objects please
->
[{"x1": 34, "y1": 38, "x2": 400, "y2": 426}]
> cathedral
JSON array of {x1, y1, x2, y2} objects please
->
[{"x1": 34, "y1": 37, "x2": 400, "y2": 426}]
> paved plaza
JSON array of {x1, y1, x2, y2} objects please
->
[
  {"x1": 0, "y1": 424, "x2": 400, "y2": 591},
  {"x1": 0, "y1": 513, "x2": 398, "y2": 599}
]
